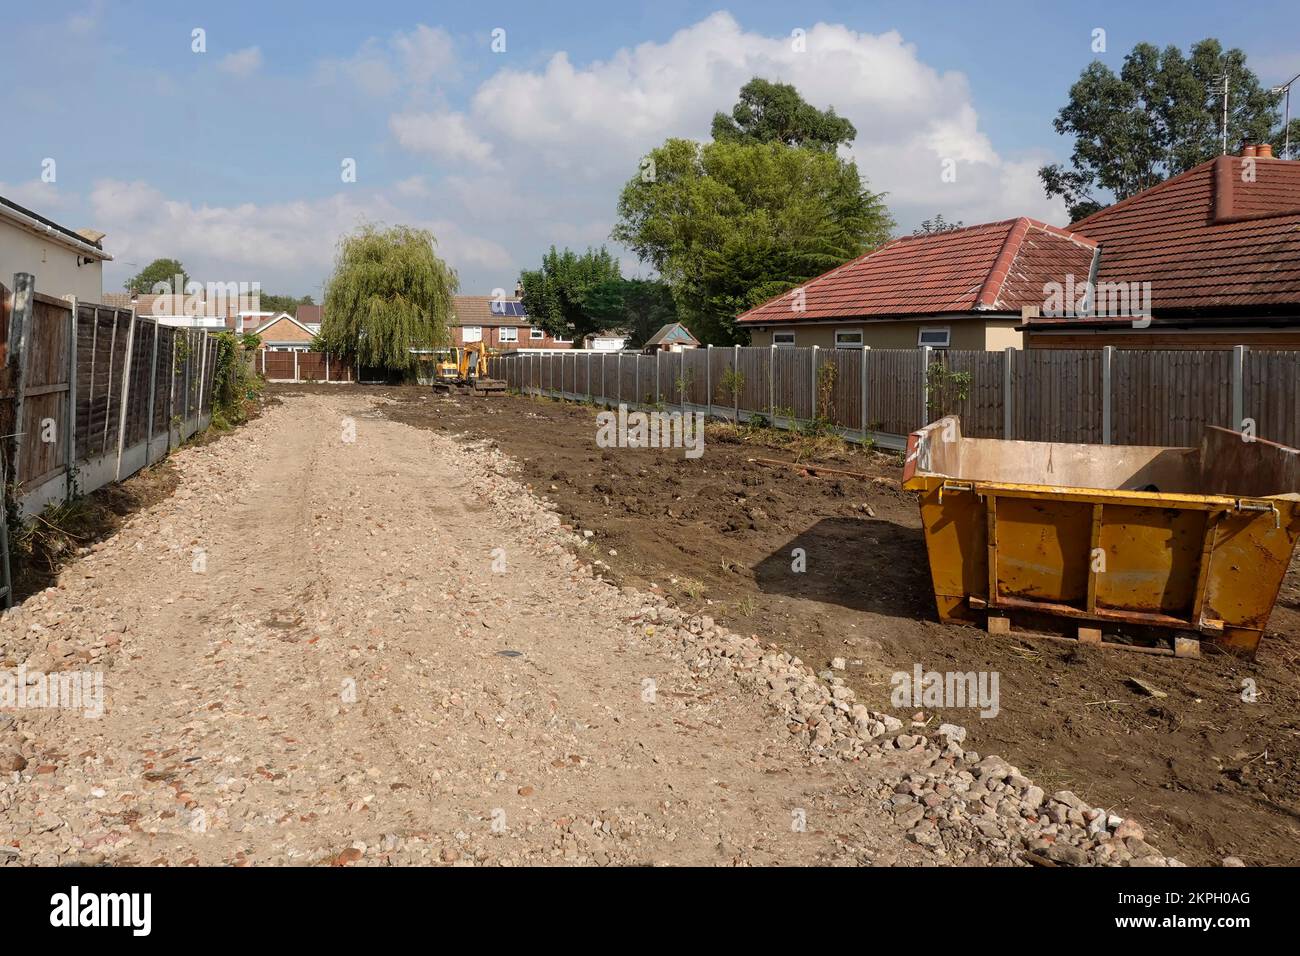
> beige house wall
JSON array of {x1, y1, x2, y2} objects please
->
[{"x1": 744, "y1": 316, "x2": 1017, "y2": 350}]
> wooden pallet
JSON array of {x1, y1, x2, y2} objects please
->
[{"x1": 983, "y1": 610, "x2": 1200, "y2": 658}]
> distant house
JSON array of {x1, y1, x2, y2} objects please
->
[
  {"x1": 1021, "y1": 147, "x2": 1300, "y2": 349},
  {"x1": 0, "y1": 194, "x2": 111, "y2": 301},
  {"x1": 249, "y1": 312, "x2": 317, "y2": 351},
  {"x1": 583, "y1": 329, "x2": 629, "y2": 351},
  {"x1": 735, "y1": 218, "x2": 1095, "y2": 351},
  {"x1": 449, "y1": 294, "x2": 572, "y2": 350},
  {"x1": 643, "y1": 322, "x2": 700, "y2": 353},
  {"x1": 296, "y1": 303, "x2": 323, "y2": 336}
]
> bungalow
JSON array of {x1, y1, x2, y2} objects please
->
[
  {"x1": 0, "y1": 194, "x2": 110, "y2": 301},
  {"x1": 736, "y1": 218, "x2": 1095, "y2": 351},
  {"x1": 583, "y1": 329, "x2": 629, "y2": 351},
  {"x1": 1020, "y1": 146, "x2": 1300, "y2": 349},
  {"x1": 643, "y1": 322, "x2": 700, "y2": 353},
  {"x1": 450, "y1": 294, "x2": 572, "y2": 350}
]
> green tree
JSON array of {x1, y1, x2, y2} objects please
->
[
  {"x1": 258, "y1": 292, "x2": 315, "y2": 314},
  {"x1": 582, "y1": 277, "x2": 678, "y2": 349},
  {"x1": 318, "y1": 224, "x2": 457, "y2": 371},
  {"x1": 518, "y1": 246, "x2": 622, "y2": 342},
  {"x1": 125, "y1": 257, "x2": 188, "y2": 294},
  {"x1": 711, "y1": 77, "x2": 856, "y2": 152},
  {"x1": 915, "y1": 214, "x2": 965, "y2": 235},
  {"x1": 1041, "y1": 39, "x2": 1291, "y2": 221},
  {"x1": 613, "y1": 138, "x2": 892, "y2": 343}
]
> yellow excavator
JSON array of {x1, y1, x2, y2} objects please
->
[{"x1": 432, "y1": 342, "x2": 507, "y2": 396}]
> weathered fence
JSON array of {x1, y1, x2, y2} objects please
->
[
  {"x1": 255, "y1": 349, "x2": 354, "y2": 383},
  {"x1": 2, "y1": 274, "x2": 218, "y2": 519},
  {"x1": 490, "y1": 344, "x2": 1300, "y2": 451}
]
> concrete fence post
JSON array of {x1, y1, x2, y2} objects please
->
[
  {"x1": 1003, "y1": 347, "x2": 1015, "y2": 439},
  {"x1": 7, "y1": 273, "x2": 35, "y2": 488},
  {"x1": 920, "y1": 345, "x2": 933, "y2": 427},
  {"x1": 114, "y1": 310, "x2": 138, "y2": 479},
  {"x1": 733, "y1": 344, "x2": 740, "y2": 422},
  {"x1": 1101, "y1": 345, "x2": 1114, "y2": 445},
  {"x1": 679, "y1": 349, "x2": 686, "y2": 411},
  {"x1": 655, "y1": 349, "x2": 661, "y2": 405},
  {"x1": 706, "y1": 344, "x2": 713, "y2": 420},
  {"x1": 1232, "y1": 344, "x2": 1248, "y2": 432},
  {"x1": 811, "y1": 345, "x2": 819, "y2": 423},
  {"x1": 861, "y1": 346, "x2": 870, "y2": 444},
  {"x1": 145, "y1": 320, "x2": 159, "y2": 464},
  {"x1": 769, "y1": 343, "x2": 776, "y2": 426},
  {"x1": 65, "y1": 297, "x2": 78, "y2": 499},
  {"x1": 293, "y1": 348, "x2": 300, "y2": 384}
]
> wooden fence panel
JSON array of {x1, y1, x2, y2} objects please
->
[
  {"x1": 683, "y1": 349, "x2": 709, "y2": 405},
  {"x1": 1113, "y1": 349, "x2": 1232, "y2": 446},
  {"x1": 867, "y1": 349, "x2": 922, "y2": 436},
  {"x1": 123, "y1": 318, "x2": 154, "y2": 447},
  {"x1": 819, "y1": 347, "x2": 862, "y2": 430},
  {"x1": 736, "y1": 347, "x2": 770, "y2": 417},
  {"x1": 942, "y1": 350, "x2": 1005, "y2": 438},
  {"x1": 1013, "y1": 349, "x2": 1102, "y2": 443},
  {"x1": 1243, "y1": 350, "x2": 1300, "y2": 448},
  {"x1": 16, "y1": 295, "x2": 72, "y2": 486}
]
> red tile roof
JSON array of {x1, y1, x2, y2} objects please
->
[
  {"x1": 1033, "y1": 155, "x2": 1300, "y2": 324},
  {"x1": 735, "y1": 218, "x2": 1096, "y2": 324}
]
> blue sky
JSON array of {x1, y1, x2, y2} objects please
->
[{"x1": 1, "y1": 0, "x2": 1295, "y2": 299}]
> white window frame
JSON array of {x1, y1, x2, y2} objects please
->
[
  {"x1": 462, "y1": 325, "x2": 482, "y2": 343},
  {"x1": 529, "y1": 327, "x2": 544, "y2": 340},
  {"x1": 498, "y1": 326, "x2": 518, "y2": 343},
  {"x1": 918, "y1": 327, "x2": 951, "y2": 349},
  {"x1": 553, "y1": 332, "x2": 572, "y2": 343},
  {"x1": 834, "y1": 329, "x2": 864, "y2": 349},
  {"x1": 773, "y1": 331, "x2": 797, "y2": 347}
]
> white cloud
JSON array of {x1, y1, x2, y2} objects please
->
[
  {"x1": 89, "y1": 179, "x2": 510, "y2": 293},
  {"x1": 317, "y1": 24, "x2": 457, "y2": 97},
  {"x1": 218, "y1": 47, "x2": 263, "y2": 78},
  {"x1": 423, "y1": 12, "x2": 1064, "y2": 231},
  {"x1": 389, "y1": 111, "x2": 497, "y2": 167},
  {"x1": 0, "y1": 179, "x2": 74, "y2": 212}
]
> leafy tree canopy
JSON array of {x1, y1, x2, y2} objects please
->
[
  {"x1": 518, "y1": 246, "x2": 622, "y2": 342},
  {"x1": 711, "y1": 77, "x2": 857, "y2": 152},
  {"x1": 582, "y1": 277, "x2": 679, "y2": 349},
  {"x1": 318, "y1": 224, "x2": 458, "y2": 371},
  {"x1": 1041, "y1": 38, "x2": 1295, "y2": 221},
  {"x1": 126, "y1": 257, "x2": 188, "y2": 294},
  {"x1": 613, "y1": 137, "x2": 892, "y2": 344},
  {"x1": 915, "y1": 214, "x2": 965, "y2": 235},
  {"x1": 259, "y1": 292, "x2": 315, "y2": 314}
]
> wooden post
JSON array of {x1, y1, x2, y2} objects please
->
[
  {"x1": 114, "y1": 309, "x2": 138, "y2": 479},
  {"x1": 65, "y1": 297, "x2": 78, "y2": 499},
  {"x1": 7, "y1": 273, "x2": 35, "y2": 489},
  {"x1": 1101, "y1": 345, "x2": 1114, "y2": 445}
]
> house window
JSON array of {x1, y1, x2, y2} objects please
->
[
  {"x1": 499, "y1": 327, "x2": 518, "y2": 343},
  {"x1": 918, "y1": 327, "x2": 951, "y2": 348},
  {"x1": 553, "y1": 332, "x2": 572, "y2": 343},
  {"x1": 530, "y1": 327, "x2": 544, "y2": 340},
  {"x1": 773, "y1": 332, "x2": 796, "y2": 347},
  {"x1": 835, "y1": 330, "x2": 864, "y2": 349},
  {"x1": 463, "y1": 326, "x2": 482, "y2": 343}
]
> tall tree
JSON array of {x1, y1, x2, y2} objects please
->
[
  {"x1": 318, "y1": 225, "x2": 457, "y2": 371},
  {"x1": 518, "y1": 246, "x2": 622, "y2": 342},
  {"x1": 125, "y1": 257, "x2": 188, "y2": 294},
  {"x1": 258, "y1": 292, "x2": 315, "y2": 314},
  {"x1": 712, "y1": 77, "x2": 856, "y2": 152},
  {"x1": 613, "y1": 138, "x2": 892, "y2": 343},
  {"x1": 915, "y1": 214, "x2": 965, "y2": 235},
  {"x1": 582, "y1": 277, "x2": 678, "y2": 349},
  {"x1": 1041, "y1": 39, "x2": 1290, "y2": 221}
]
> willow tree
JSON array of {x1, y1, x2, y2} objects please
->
[{"x1": 319, "y1": 224, "x2": 458, "y2": 371}]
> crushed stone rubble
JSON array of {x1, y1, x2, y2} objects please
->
[{"x1": 0, "y1": 391, "x2": 1178, "y2": 867}]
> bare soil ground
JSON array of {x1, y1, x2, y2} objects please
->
[
  {"x1": 4, "y1": 389, "x2": 950, "y2": 867},
  {"x1": 372, "y1": 384, "x2": 1300, "y2": 867}
]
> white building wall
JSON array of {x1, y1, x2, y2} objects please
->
[{"x1": 0, "y1": 220, "x2": 104, "y2": 301}]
